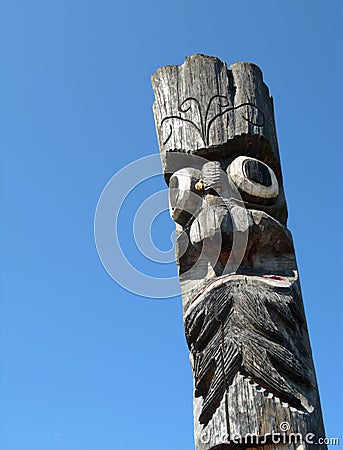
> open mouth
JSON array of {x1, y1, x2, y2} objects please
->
[{"x1": 186, "y1": 272, "x2": 294, "y2": 316}]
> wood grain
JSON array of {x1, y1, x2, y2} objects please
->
[{"x1": 152, "y1": 54, "x2": 326, "y2": 450}]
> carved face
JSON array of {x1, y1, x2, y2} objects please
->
[
  {"x1": 168, "y1": 156, "x2": 296, "y2": 302},
  {"x1": 168, "y1": 157, "x2": 311, "y2": 431}
]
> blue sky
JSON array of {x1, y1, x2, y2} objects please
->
[{"x1": 1, "y1": 1, "x2": 342, "y2": 449}]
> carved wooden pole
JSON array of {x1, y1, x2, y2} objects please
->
[{"x1": 152, "y1": 54, "x2": 326, "y2": 450}]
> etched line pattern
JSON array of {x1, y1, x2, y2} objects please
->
[{"x1": 161, "y1": 95, "x2": 265, "y2": 146}]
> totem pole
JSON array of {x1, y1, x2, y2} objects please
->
[{"x1": 151, "y1": 54, "x2": 326, "y2": 450}]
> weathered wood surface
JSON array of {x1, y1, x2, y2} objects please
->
[
  {"x1": 152, "y1": 54, "x2": 326, "y2": 450},
  {"x1": 152, "y1": 54, "x2": 280, "y2": 179}
]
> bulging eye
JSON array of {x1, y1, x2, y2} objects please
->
[
  {"x1": 227, "y1": 156, "x2": 279, "y2": 204},
  {"x1": 169, "y1": 168, "x2": 202, "y2": 225}
]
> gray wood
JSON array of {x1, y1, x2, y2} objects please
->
[
  {"x1": 152, "y1": 54, "x2": 281, "y2": 180},
  {"x1": 151, "y1": 54, "x2": 326, "y2": 450}
]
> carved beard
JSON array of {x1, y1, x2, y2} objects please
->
[{"x1": 185, "y1": 277, "x2": 313, "y2": 426}]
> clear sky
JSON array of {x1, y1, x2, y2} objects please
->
[{"x1": 1, "y1": 1, "x2": 342, "y2": 449}]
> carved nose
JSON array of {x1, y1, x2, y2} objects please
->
[{"x1": 201, "y1": 161, "x2": 230, "y2": 196}]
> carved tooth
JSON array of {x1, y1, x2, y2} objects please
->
[{"x1": 256, "y1": 385, "x2": 266, "y2": 392}]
